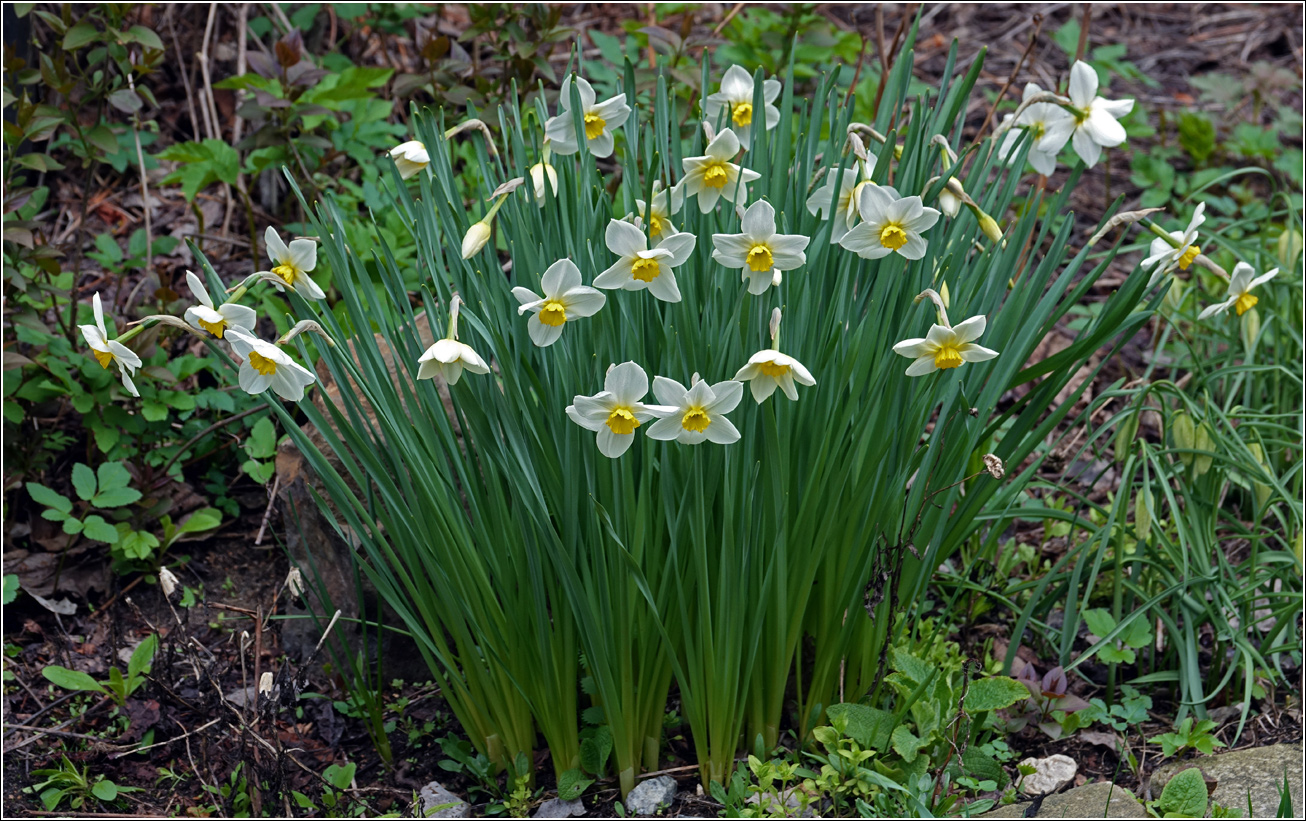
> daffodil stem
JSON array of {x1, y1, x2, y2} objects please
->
[
  {"x1": 914, "y1": 289, "x2": 950, "y2": 328},
  {"x1": 483, "y1": 194, "x2": 509, "y2": 223},
  {"x1": 1142, "y1": 218, "x2": 1183, "y2": 249},
  {"x1": 769, "y1": 308, "x2": 782, "y2": 350}
]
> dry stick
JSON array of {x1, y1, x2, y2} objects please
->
[
  {"x1": 711, "y1": 2, "x2": 747, "y2": 36},
  {"x1": 127, "y1": 71, "x2": 152, "y2": 280},
  {"x1": 255, "y1": 473, "x2": 280, "y2": 545},
  {"x1": 972, "y1": 14, "x2": 1045, "y2": 149},
  {"x1": 645, "y1": 3, "x2": 657, "y2": 69},
  {"x1": 168, "y1": 12, "x2": 202, "y2": 143},
  {"x1": 223, "y1": 3, "x2": 250, "y2": 239},
  {"x1": 844, "y1": 8, "x2": 872, "y2": 107},
  {"x1": 197, "y1": 4, "x2": 235, "y2": 236},
  {"x1": 155, "y1": 404, "x2": 267, "y2": 486},
  {"x1": 1074, "y1": 3, "x2": 1093, "y2": 63},
  {"x1": 90, "y1": 575, "x2": 146, "y2": 620}
]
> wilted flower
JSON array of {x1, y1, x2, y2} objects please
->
[
  {"x1": 257, "y1": 227, "x2": 325, "y2": 301},
  {"x1": 711, "y1": 200, "x2": 810, "y2": 295},
  {"x1": 840, "y1": 184, "x2": 940, "y2": 261},
  {"x1": 1143, "y1": 204, "x2": 1206, "y2": 286},
  {"x1": 997, "y1": 82, "x2": 1074, "y2": 176},
  {"x1": 704, "y1": 64, "x2": 782, "y2": 147},
  {"x1": 1198, "y1": 262, "x2": 1278, "y2": 319},
  {"x1": 982, "y1": 454, "x2": 1005, "y2": 479},
  {"x1": 1042, "y1": 61, "x2": 1134, "y2": 169},
  {"x1": 545, "y1": 75, "x2": 631, "y2": 159},
  {"x1": 681, "y1": 128, "x2": 761, "y2": 213},
  {"x1": 893, "y1": 315, "x2": 999, "y2": 376},
  {"x1": 417, "y1": 296, "x2": 490, "y2": 385},
  {"x1": 183, "y1": 271, "x2": 256, "y2": 339},
  {"x1": 512, "y1": 258, "x2": 606, "y2": 347},
  {"x1": 159, "y1": 566, "x2": 180, "y2": 599},
  {"x1": 646, "y1": 376, "x2": 744, "y2": 445},
  {"x1": 79, "y1": 293, "x2": 143, "y2": 397},
  {"x1": 285, "y1": 567, "x2": 304, "y2": 600},
  {"x1": 565, "y1": 362, "x2": 675, "y2": 458},
  {"x1": 226, "y1": 327, "x2": 317, "y2": 401},
  {"x1": 594, "y1": 219, "x2": 696, "y2": 303},
  {"x1": 632, "y1": 181, "x2": 685, "y2": 242},
  {"x1": 389, "y1": 140, "x2": 430, "y2": 179}
]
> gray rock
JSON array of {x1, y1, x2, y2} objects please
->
[
  {"x1": 1149, "y1": 743, "x2": 1303, "y2": 818},
  {"x1": 420, "y1": 781, "x2": 470, "y2": 818},
  {"x1": 625, "y1": 776, "x2": 678, "y2": 816},
  {"x1": 981, "y1": 781, "x2": 1146, "y2": 817},
  {"x1": 1019, "y1": 754, "x2": 1078, "y2": 794},
  {"x1": 534, "y1": 797, "x2": 585, "y2": 818}
]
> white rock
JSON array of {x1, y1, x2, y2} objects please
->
[
  {"x1": 625, "y1": 775, "x2": 678, "y2": 815},
  {"x1": 535, "y1": 797, "x2": 585, "y2": 818},
  {"x1": 1019, "y1": 754, "x2": 1078, "y2": 794},
  {"x1": 420, "y1": 781, "x2": 470, "y2": 818}
]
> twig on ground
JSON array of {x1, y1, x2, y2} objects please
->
[{"x1": 255, "y1": 473, "x2": 280, "y2": 545}]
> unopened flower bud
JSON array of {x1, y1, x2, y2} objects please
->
[
  {"x1": 978, "y1": 213, "x2": 1004, "y2": 244},
  {"x1": 771, "y1": 269, "x2": 783, "y2": 287},
  {"x1": 939, "y1": 178, "x2": 964, "y2": 218},
  {"x1": 529, "y1": 162, "x2": 558, "y2": 204},
  {"x1": 982, "y1": 454, "x2": 1005, "y2": 479},
  {"x1": 461, "y1": 220, "x2": 492, "y2": 260}
]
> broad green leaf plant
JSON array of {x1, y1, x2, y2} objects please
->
[{"x1": 80, "y1": 27, "x2": 1188, "y2": 794}]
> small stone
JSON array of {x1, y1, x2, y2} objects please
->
[
  {"x1": 980, "y1": 781, "x2": 1146, "y2": 817},
  {"x1": 534, "y1": 797, "x2": 585, "y2": 818},
  {"x1": 1019, "y1": 754, "x2": 1078, "y2": 794},
  {"x1": 224, "y1": 685, "x2": 257, "y2": 707},
  {"x1": 625, "y1": 776, "x2": 678, "y2": 816},
  {"x1": 420, "y1": 781, "x2": 470, "y2": 819}
]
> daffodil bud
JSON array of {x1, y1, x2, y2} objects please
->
[
  {"x1": 1241, "y1": 307, "x2": 1260, "y2": 354},
  {"x1": 1277, "y1": 228, "x2": 1302, "y2": 270},
  {"x1": 1193, "y1": 422, "x2": 1214, "y2": 477},
  {"x1": 1114, "y1": 411, "x2": 1139, "y2": 463},
  {"x1": 939, "y1": 178, "x2": 964, "y2": 218},
  {"x1": 978, "y1": 212, "x2": 1004, "y2": 244},
  {"x1": 461, "y1": 220, "x2": 493, "y2": 260},
  {"x1": 771, "y1": 269, "x2": 783, "y2": 288},
  {"x1": 529, "y1": 162, "x2": 558, "y2": 204},
  {"x1": 1248, "y1": 443, "x2": 1272, "y2": 513},
  {"x1": 936, "y1": 281, "x2": 950, "y2": 325},
  {"x1": 1172, "y1": 411, "x2": 1196, "y2": 467},
  {"x1": 1135, "y1": 486, "x2": 1154, "y2": 540}
]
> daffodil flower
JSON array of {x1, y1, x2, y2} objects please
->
[
  {"x1": 1041, "y1": 61, "x2": 1134, "y2": 169},
  {"x1": 839, "y1": 184, "x2": 940, "y2": 260},
  {"x1": 417, "y1": 295, "x2": 490, "y2": 385},
  {"x1": 711, "y1": 200, "x2": 810, "y2": 295},
  {"x1": 183, "y1": 271, "x2": 256, "y2": 339},
  {"x1": 704, "y1": 64, "x2": 782, "y2": 147},
  {"x1": 632, "y1": 181, "x2": 685, "y2": 243},
  {"x1": 1143, "y1": 203, "x2": 1206, "y2": 286},
  {"x1": 805, "y1": 156, "x2": 877, "y2": 243},
  {"x1": 512, "y1": 258, "x2": 606, "y2": 347},
  {"x1": 646, "y1": 376, "x2": 743, "y2": 445},
  {"x1": 681, "y1": 128, "x2": 761, "y2": 213},
  {"x1": 389, "y1": 140, "x2": 430, "y2": 179},
  {"x1": 1198, "y1": 262, "x2": 1278, "y2": 319},
  {"x1": 256, "y1": 227, "x2": 326, "y2": 301},
  {"x1": 545, "y1": 75, "x2": 630, "y2": 159},
  {"x1": 892, "y1": 315, "x2": 999, "y2": 377},
  {"x1": 79, "y1": 292, "x2": 143, "y2": 397},
  {"x1": 997, "y1": 82, "x2": 1074, "y2": 176},
  {"x1": 734, "y1": 308, "x2": 816, "y2": 403},
  {"x1": 594, "y1": 219, "x2": 696, "y2": 303},
  {"x1": 225, "y1": 327, "x2": 317, "y2": 401},
  {"x1": 565, "y1": 362, "x2": 676, "y2": 458}
]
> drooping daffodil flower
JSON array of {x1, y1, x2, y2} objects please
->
[
  {"x1": 594, "y1": 219, "x2": 696, "y2": 303},
  {"x1": 646, "y1": 376, "x2": 743, "y2": 445},
  {"x1": 892, "y1": 291, "x2": 999, "y2": 376},
  {"x1": 257, "y1": 227, "x2": 326, "y2": 301},
  {"x1": 1198, "y1": 262, "x2": 1278, "y2": 319},
  {"x1": 512, "y1": 258, "x2": 606, "y2": 348},
  {"x1": 545, "y1": 75, "x2": 631, "y2": 159},
  {"x1": 839, "y1": 184, "x2": 940, "y2": 261},
  {"x1": 79, "y1": 292, "x2": 143, "y2": 397},
  {"x1": 566, "y1": 361, "x2": 676, "y2": 458},
  {"x1": 704, "y1": 64, "x2": 782, "y2": 147},
  {"x1": 1143, "y1": 203, "x2": 1206, "y2": 286},
  {"x1": 734, "y1": 308, "x2": 816, "y2": 404},
  {"x1": 711, "y1": 199, "x2": 810, "y2": 295},
  {"x1": 225, "y1": 327, "x2": 317, "y2": 401},
  {"x1": 183, "y1": 270, "x2": 256, "y2": 339},
  {"x1": 631, "y1": 181, "x2": 685, "y2": 244},
  {"x1": 389, "y1": 140, "x2": 430, "y2": 179},
  {"x1": 997, "y1": 82, "x2": 1074, "y2": 176},
  {"x1": 681, "y1": 128, "x2": 761, "y2": 213},
  {"x1": 805, "y1": 155, "x2": 877, "y2": 244},
  {"x1": 1042, "y1": 61, "x2": 1134, "y2": 169},
  {"x1": 417, "y1": 295, "x2": 490, "y2": 385}
]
